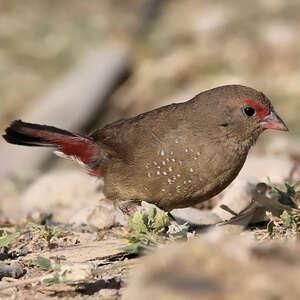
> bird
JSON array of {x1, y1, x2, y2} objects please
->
[{"x1": 3, "y1": 85, "x2": 288, "y2": 211}]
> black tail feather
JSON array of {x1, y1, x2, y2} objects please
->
[
  {"x1": 3, "y1": 120, "x2": 105, "y2": 175},
  {"x1": 3, "y1": 130, "x2": 50, "y2": 147},
  {"x1": 3, "y1": 120, "x2": 76, "y2": 147}
]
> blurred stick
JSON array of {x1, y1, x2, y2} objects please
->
[
  {"x1": 0, "y1": 0, "x2": 168, "y2": 179},
  {"x1": 0, "y1": 46, "x2": 130, "y2": 179}
]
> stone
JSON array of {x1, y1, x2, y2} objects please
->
[
  {"x1": 124, "y1": 231, "x2": 300, "y2": 300},
  {"x1": 20, "y1": 170, "x2": 101, "y2": 221}
]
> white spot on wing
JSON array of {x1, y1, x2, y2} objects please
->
[{"x1": 160, "y1": 150, "x2": 165, "y2": 156}]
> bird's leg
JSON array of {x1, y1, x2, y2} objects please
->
[{"x1": 118, "y1": 200, "x2": 142, "y2": 216}]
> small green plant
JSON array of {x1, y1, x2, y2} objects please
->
[
  {"x1": 31, "y1": 224, "x2": 62, "y2": 244},
  {"x1": 267, "y1": 179, "x2": 300, "y2": 209},
  {"x1": 119, "y1": 207, "x2": 189, "y2": 253},
  {"x1": 33, "y1": 256, "x2": 94, "y2": 284},
  {"x1": 265, "y1": 210, "x2": 299, "y2": 238},
  {"x1": 0, "y1": 230, "x2": 20, "y2": 249},
  {"x1": 258, "y1": 180, "x2": 300, "y2": 240},
  {"x1": 280, "y1": 210, "x2": 295, "y2": 229},
  {"x1": 33, "y1": 256, "x2": 54, "y2": 270}
]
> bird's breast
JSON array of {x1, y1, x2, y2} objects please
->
[{"x1": 103, "y1": 135, "x2": 248, "y2": 210}]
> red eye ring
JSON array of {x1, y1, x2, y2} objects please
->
[{"x1": 243, "y1": 106, "x2": 256, "y2": 117}]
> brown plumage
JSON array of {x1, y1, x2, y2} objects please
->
[{"x1": 3, "y1": 85, "x2": 288, "y2": 211}]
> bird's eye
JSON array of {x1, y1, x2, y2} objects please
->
[{"x1": 243, "y1": 106, "x2": 256, "y2": 117}]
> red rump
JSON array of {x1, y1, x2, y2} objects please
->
[
  {"x1": 245, "y1": 99, "x2": 269, "y2": 120},
  {"x1": 56, "y1": 137, "x2": 96, "y2": 164},
  {"x1": 22, "y1": 127, "x2": 99, "y2": 166}
]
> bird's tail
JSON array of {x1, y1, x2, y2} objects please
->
[{"x1": 3, "y1": 120, "x2": 104, "y2": 175}]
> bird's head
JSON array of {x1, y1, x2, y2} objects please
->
[
  {"x1": 241, "y1": 97, "x2": 288, "y2": 131},
  {"x1": 197, "y1": 85, "x2": 288, "y2": 146}
]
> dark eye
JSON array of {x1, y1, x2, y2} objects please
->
[{"x1": 243, "y1": 106, "x2": 256, "y2": 117}]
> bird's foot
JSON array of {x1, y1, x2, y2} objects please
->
[{"x1": 118, "y1": 200, "x2": 141, "y2": 216}]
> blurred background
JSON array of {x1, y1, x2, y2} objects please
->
[
  {"x1": 1, "y1": 0, "x2": 299, "y2": 131},
  {"x1": 0, "y1": 0, "x2": 299, "y2": 219}
]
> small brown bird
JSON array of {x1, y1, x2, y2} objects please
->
[{"x1": 3, "y1": 85, "x2": 288, "y2": 211}]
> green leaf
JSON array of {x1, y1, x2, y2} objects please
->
[
  {"x1": 267, "y1": 220, "x2": 274, "y2": 235},
  {"x1": 285, "y1": 183, "x2": 295, "y2": 196},
  {"x1": 148, "y1": 207, "x2": 156, "y2": 220},
  {"x1": 280, "y1": 210, "x2": 293, "y2": 228},
  {"x1": 51, "y1": 264, "x2": 61, "y2": 272},
  {"x1": 31, "y1": 224, "x2": 62, "y2": 242},
  {"x1": 33, "y1": 256, "x2": 52, "y2": 270},
  {"x1": 267, "y1": 179, "x2": 298, "y2": 208},
  {"x1": 42, "y1": 274, "x2": 59, "y2": 284},
  {"x1": 121, "y1": 243, "x2": 141, "y2": 253},
  {"x1": 0, "y1": 232, "x2": 20, "y2": 248},
  {"x1": 127, "y1": 212, "x2": 148, "y2": 234},
  {"x1": 151, "y1": 211, "x2": 170, "y2": 231},
  {"x1": 121, "y1": 242, "x2": 152, "y2": 254}
]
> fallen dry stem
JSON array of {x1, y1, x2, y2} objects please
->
[{"x1": 0, "y1": 276, "x2": 43, "y2": 291}]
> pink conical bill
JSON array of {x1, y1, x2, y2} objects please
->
[{"x1": 259, "y1": 110, "x2": 288, "y2": 131}]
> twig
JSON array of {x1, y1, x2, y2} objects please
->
[{"x1": 0, "y1": 276, "x2": 43, "y2": 291}]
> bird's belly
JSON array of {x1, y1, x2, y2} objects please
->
[{"x1": 104, "y1": 144, "x2": 247, "y2": 211}]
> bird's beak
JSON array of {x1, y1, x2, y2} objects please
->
[{"x1": 259, "y1": 110, "x2": 288, "y2": 131}]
